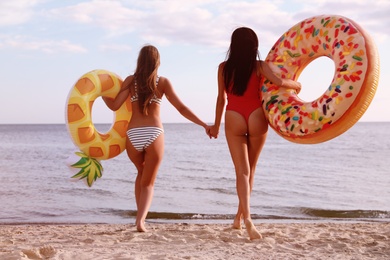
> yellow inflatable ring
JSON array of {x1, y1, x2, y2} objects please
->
[
  {"x1": 262, "y1": 15, "x2": 380, "y2": 144},
  {"x1": 66, "y1": 69, "x2": 132, "y2": 160}
]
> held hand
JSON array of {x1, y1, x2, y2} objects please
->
[
  {"x1": 293, "y1": 81, "x2": 302, "y2": 94},
  {"x1": 205, "y1": 125, "x2": 212, "y2": 139},
  {"x1": 281, "y1": 79, "x2": 302, "y2": 94},
  {"x1": 209, "y1": 125, "x2": 219, "y2": 139}
]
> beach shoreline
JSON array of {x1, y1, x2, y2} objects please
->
[{"x1": 1, "y1": 222, "x2": 389, "y2": 259}]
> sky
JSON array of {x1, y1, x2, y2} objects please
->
[{"x1": 0, "y1": 0, "x2": 389, "y2": 124}]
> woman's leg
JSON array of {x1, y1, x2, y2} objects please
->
[
  {"x1": 225, "y1": 111, "x2": 261, "y2": 239},
  {"x1": 127, "y1": 133, "x2": 164, "y2": 232},
  {"x1": 233, "y1": 127, "x2": 263, "y2": 229},
  {"x1": 229, "y1": 109, "x2": 268, "y2": 221},
  {"x1": 126, "y1": 138, "x2": 144, "y2": 212},
  {"x1": 245, "y1": 108, "x2": 268, "y2": 239},
  {"x1": 247, "y1": 108, "x2": 268, "y2": 188}
]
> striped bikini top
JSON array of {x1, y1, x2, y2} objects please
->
[{"x1": 130, "y1": 76, "x2": 162, "y2": 105}]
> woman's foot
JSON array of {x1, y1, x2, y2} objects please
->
[
  {"x1": 233, "y1": 214, "x2": 242, "y2": 229},
  {"x1": 136, "y1": 220, "x2": 147, "y2": 232},
  {"x1": 244, "y1": 219, "x2": 262, "y2": 240}
]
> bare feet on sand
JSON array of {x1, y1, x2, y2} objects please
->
[
  {"x1": 244, "y1": 219, "x2": 262, "y2": 240},
  {"x1": 136, "y1": 221, "x2": 147, "y2": 232},
  {"x1": 233, "y1": 214, "x2": 242, "y2": 229}
]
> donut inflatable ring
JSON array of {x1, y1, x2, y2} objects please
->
[
  {"x1": 262, "y1": 15, "x2": 380, "y2": 144},
  {"x1": 66, "y1": 69, "x2": 132, "y2": 160}
]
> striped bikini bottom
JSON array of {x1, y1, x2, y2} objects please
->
[{"x1": 127, "y1": 127, "x2": 164, "y2": 152}]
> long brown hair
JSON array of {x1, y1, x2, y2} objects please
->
[
  {"x1": 134, "y1": 45, "x2": 160, "y2": 115},
  {"x1": 223, "y1": 27, "x2": 260, "y2": 96}
]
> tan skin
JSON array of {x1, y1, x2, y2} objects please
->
[
  {"x1": 210, "y1": 60, "x2": 301, "y2": 240},
  {"x1": 104, "y1": 75, "x2": 210, "y2": 232}
]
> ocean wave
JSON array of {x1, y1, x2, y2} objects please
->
[
  {"x1": 106, "y1": 208, "x2": 390, "y2": 222},
  {"x1": 300, "y1": 208, "x2": 390, "y2": 220}
]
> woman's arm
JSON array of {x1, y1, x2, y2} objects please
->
[
  {"x1": 259, "y1": 60, "x2": 301, "y2": 92},
  {"x1": 210, "y1": 63, "x2": 227, "y2": 138},
  {"x1": 102, "y1": 76, "x2": 132, "y2": 111},
  {"x1": 162, "y1": 77, "x2": 209, "y2": 130}
]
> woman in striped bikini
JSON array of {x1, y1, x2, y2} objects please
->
[{"x1": 104, "y1": 45, "x2": 210, "y2": 232}]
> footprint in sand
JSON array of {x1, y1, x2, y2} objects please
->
[{"x1": 22, "y1": 245, "x2": 56, "y2": 259}]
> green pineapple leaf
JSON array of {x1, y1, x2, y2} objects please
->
[
  {"x1": 69, "y1": 152, "x2": 103, "y2": 187},
  {"x1": 71, "y1": 157, "x2": 90, "y2": 168}
]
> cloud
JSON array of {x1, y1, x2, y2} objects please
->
[
  {"x1": 46, "y1": 0, "x2": 146, "y2": 34},
  {"x1": 0, "y1": 34, "x2": 87, "y2": 54},
  {"x1": 0, "y1": 0, "x2": 40, "y2": 26},
  {"x1": 99, "y1": 44, "x2": 132, "y2": 52},
  {"x1": 294, "y1": 0, "x2": 390, "y2": 43},
  {"x1": 43, "y1": 0, "x2": 296, "y2": 48},
  {"x1": 1, "y1": 0, "x2": 389, "y2": 53},
  {"x1": 44, "y1": 0, "x2": 389, "y2": 48}
]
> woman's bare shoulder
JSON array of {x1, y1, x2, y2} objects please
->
[
  {"x1": 123, "y1": 75, "x2": 134, "y2": 85},
  {"x1": 256, "y1": 60, "x2": 266, "y2": 73},
  {"x1": 157, "y1": 76, "x2": 171, "y2": 86},
  {"x1": 157, "y1": 76, "x2": 171, "y2": 94}
]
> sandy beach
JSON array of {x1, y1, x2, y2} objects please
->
[{"x1": 0, "y1": 222, "x2": 389, "y2": 259}]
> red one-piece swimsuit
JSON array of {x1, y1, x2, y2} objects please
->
[{"x1": 226, "y1": 71, "x2": 263, "y2": 124}]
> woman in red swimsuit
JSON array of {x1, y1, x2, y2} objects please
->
[{"x1": 210, "y1": 27, "x2": 301, "y2": 240}]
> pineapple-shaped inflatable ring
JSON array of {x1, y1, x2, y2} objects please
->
[{"x1": 65, "y1": 69, "x2": 132, "y2": 186}]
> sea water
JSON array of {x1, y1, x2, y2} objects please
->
[{"x1": 0, "y1": 122, "x2": 389, "y2": 224}]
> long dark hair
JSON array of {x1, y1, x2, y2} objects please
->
[
  {"x1": 223, "y1": 27, "x2": 260, "y2": 96},
  {"x1": 134, "y1": 45, "x2": 160, "y2": 115}
]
